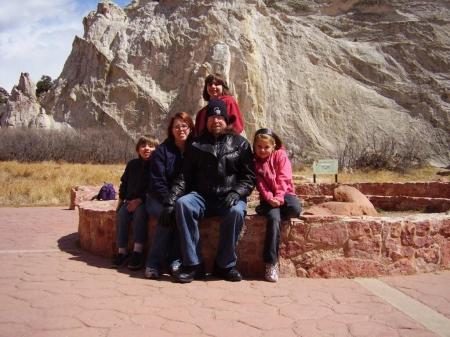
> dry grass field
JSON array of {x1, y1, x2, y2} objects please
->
[
  {"x1": 0, "y1": 161, "x2": 445, "y2": 207},
  {"x1": 0, "y1": 161, "x2": 123, "y2": 207}
]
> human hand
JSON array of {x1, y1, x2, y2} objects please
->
[
  {"x1": 219, "y1": 192, "x2": 240, "y2": 209},
  {"x1": 126, "y1": 198, "x2": 142, "y2": 212},
  {"x1": 268, "y1": 199, "x2": 281, "y2": 208},
  {"x1": 159, "y1": 206, "x2": 175, "y2": 227}
]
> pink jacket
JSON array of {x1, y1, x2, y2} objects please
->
[
  {"x1": 194, "y1": 95, "x2": 244, "y2": 136},
  {"x1": 254, "y1": 147, "x2": 295, "y2": 204}
]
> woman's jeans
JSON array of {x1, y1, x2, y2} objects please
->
[
  {"x1": 116, "y1": 202, "x2": 148, "y2": 249},
  {"x1": 145, "y1": 195, "x2": 181, "y2": 270},
  {"x1": 256, "y1": 194, "x2": 301, "y2": 264}
]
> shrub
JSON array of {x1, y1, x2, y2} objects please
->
[
  {"x1": 0, "y1": 87, "x2": 9, "y2": 104},
  {"x1": 337, "y1": 133, "x2": 429, "y2": 172},
  {"x1": 0, "y1": 128, "x2": 136, "y2": 163},
  {"x1": 36, "y1": 75, "x2": 53, "y2": 97}
]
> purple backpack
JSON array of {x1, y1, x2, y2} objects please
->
[{"x1": 96, "y1": 183, "x2": 116, "y2": 200}]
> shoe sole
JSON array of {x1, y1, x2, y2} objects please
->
[{"x1": 128, "y1": 263, "x2": 144, "y2": 270}]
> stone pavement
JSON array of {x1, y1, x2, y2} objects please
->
[{"x1": 0, "y1": 207, "x2": 449, "y2": 337}]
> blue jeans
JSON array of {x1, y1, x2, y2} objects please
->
[
  {"x1": 256, "y1": 194, "x2": 301, "y2": 264},
  {"x1": 145, "y1": 195, "x2": 181, "y2": 270},
  {"x1": 116, "y1": 202, "x2": 148, "y2": 249},
  {"x1": 175, "y1": 191, "x2": 246, "y2": 269}
]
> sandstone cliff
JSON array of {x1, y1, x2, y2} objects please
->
[
  {"x1": 22, "y1": 0, "x2": 450, "y2": 164},
  {"x1": 0, "y1": 73, "x2": 68, "y2": 129}
]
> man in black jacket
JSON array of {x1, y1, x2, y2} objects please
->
[{"x1": 161, "y1": 99, "x2": 255, "y2": 283}]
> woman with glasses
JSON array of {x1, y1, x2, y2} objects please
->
[{"x1": 144, "y1": 112, "x2": 195, "y2": 279}]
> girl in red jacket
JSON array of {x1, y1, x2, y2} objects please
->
[
  {"x1": 253, "y1": 128, "x2": 301, "y2": 282},
  {"x1": 194, "y1": 73, "x2": 244, "y2": 136}
]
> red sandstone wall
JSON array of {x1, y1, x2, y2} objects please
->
[
  {"x1": 296, "y1": 182, "x2": 450, "y2": 198},
  {"x1": 78, "y1": 200, "x2": 450, "y2": 278}
]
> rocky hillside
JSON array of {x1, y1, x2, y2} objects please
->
[{"x1": 4, "y1": 0, "x2": 450, "y2": 164}]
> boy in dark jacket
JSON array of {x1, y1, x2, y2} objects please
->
[{"x1": 112, "y1": 135, "x2": 159, "y2": 270}]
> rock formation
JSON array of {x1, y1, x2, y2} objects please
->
[
  {"x1": 7, "y1": 0, "x2": 450, "y2": 164},
  {"x1": 0, "y1": 73, "x2": 69, "y2": 129}
]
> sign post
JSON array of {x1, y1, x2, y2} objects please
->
[{"x1": 313, "y1": 159, "x2": 339, "y2": 183}]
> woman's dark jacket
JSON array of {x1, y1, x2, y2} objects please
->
[
  {"x1": 148, "y1": 138, "x2": 184, "y2": 204},
  {"x1": 119, "y1": 157, "x2": 151, "y2": 201},
  {"x1": 166, "y1": 131, "x2": 256, "y2": 205}
]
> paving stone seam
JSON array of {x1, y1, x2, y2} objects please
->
[{"x1": 355, "y1": 278, "x2": 450, "y2": 337}]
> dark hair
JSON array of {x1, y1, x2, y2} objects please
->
[
  {"x1": 202, "y1": 73, "x2": 231, "y2": 101},
  {"x1": 136, "y1": 135, "x2": 159, "y2": 152},
  {"x1": 167, "y1": 112, "x2": 195, "y2": 141},
  {"x1": 253, "y1": 128, "x2": 283, "y2": 152}
]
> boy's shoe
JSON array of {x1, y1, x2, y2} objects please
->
[
  {"x1": 127, "y1": 251, "x2": 144, "y2": 270},
  {"x1": 112, "y1": 253, "x2": 129, "y2": 268},
  {"x1": 264, "y1": 263, "x2": 279, "y2": 282},
  {"x1": 212, "y1": 264, "x2": 242, "y2": 282},
  {"x1": 144, "y1": 267, "x2": 161, "y2": 279}
]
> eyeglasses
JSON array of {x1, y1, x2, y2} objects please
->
[{"x1": 173, "y1": 124, "x2": 189, "y2": 130}]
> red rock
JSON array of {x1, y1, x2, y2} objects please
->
[
  {"x1": 415, "y1": 220, "x2": 431, "y2": 236},
  {"x1": 279, "y1": 258, "x2": 296, "y2": 277},
  {"x1": 334, "y1": 185, "x2": 378, "y2": 216},
  {"x1": 389, "y1": 221, "x2": 402, "y2": 238},
  {"x1": 401, "y1": 246, "x2": 415, "y2": 258},
  {"x1": 415, "y1": 245, "x2": 440, "y2": 264},
  {"x1": 440, "y1": 241, "x2": 450, "y2": 268},
  {"x1": 308, "y1": 258, "x2": 386, "y2": 278},
  {"x1": 344, "y1": 237, "x2": 381, "y2": 259},
  {"x1": 296, "y1": 267, "x2": 308, "y2": 277},
  {"x1": 384, "y1": 238, "x2": 402, "y2": 261},
  {"x1": 439, "y1": 219, "x2": 450, "y2": 237},
  {"x1": 70, "y1": 185, "x2": 102, "y2": 210},
  {"x1": 307, "y1": 222, "x2": 348, "y2": 248},
  {"x1": 401, "y1": 222, "x2": 416, "y2": 246},
  {"x1": 346, "y1": 221, "x2": 372, "y2": 240},
  {"x1": 413, "y1": 235, "x2": 434, "y2": 248},
  {"x1": 387, "y1": 258, "x2": 416, "y2": 275}
]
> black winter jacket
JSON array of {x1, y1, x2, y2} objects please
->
[
  {"x1": 148, "y1": 138, "x2": 184, "y2": 204},
  {"x1": 118, "y1": 157, "x2": 151, "y2": 202},
  {"x1": 166, "y1": 131, "x2": 256, "y2": 205}
]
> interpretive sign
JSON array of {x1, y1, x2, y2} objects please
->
[{"x1": 313, "y1": 159, "x2": 339, "y2": 183}]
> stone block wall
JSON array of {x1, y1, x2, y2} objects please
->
[
  {"x1": 296, "y1": 182, "x2": 450, "y2": 212},
  {"x1": 78, "y1": 200, "x2": 450, "y2": 278}
]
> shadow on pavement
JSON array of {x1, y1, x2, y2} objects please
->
[{"x1": 57, "y1": 232, "x2": 112, "y2": 269}]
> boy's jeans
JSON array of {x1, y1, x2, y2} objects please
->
[
  {"x1": 116, "y1": 202, "x2": 148, "y2": 249},
  {"x1": 175, "y1": 191, "x2": 246, "y2": 269}
]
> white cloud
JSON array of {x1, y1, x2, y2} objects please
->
[{"x1": 0, "y1": 0, "x2": 103, "y2": 92}]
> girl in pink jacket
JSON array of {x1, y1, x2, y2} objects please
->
[{"x1": 253, "y1": 128, "x2": 301, "y2": 282}]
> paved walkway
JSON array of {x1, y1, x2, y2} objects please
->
[{"x1": 0, "y1": 207, "x2": 449, "y2": 337}]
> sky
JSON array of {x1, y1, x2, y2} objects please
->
[{"x1": 0, "y1": 0, "x2": 130, "y2": 92}]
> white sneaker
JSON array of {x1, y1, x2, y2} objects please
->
[
  {"x1": 264, "y1": 263, "x2": 279, "y2": 282},
  {"x1": 144, "y1": 267, "x2": 160, "y2": 279}
]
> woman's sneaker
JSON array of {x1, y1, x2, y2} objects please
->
[
  {"x1": 264, "y1": 263, "x2": 279, "y2": 282},
  {"x1": 144, "y1": 267, "x2": 161, "y2": 279}
]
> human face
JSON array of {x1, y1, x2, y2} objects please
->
[
  {"x1": 206, "y1": 115, "x2": 227, "y2": 136},
  {"x1": 207, "y1": 81, "x2": 223, "y2": 99},
  {"x1": 255, "y1": 138, "x2": 275, "y2": 160},
  {"x1": 138, "y1": 143, "x2": 155, "y2": 161},
  {"x1": 172, "y1": 118, "x2": 191, "y2": 144}
]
